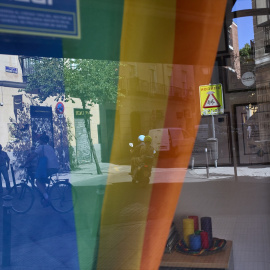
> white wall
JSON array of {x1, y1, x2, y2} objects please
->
[{"x1": 0, "y1": 54, "x2": 22, "y2": 82}]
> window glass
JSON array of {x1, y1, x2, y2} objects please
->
[{"x1": 0, "y1": 1, "x2": 269, "y2": 270}]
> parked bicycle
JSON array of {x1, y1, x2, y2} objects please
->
[{"x1": 8, "y1": 168, "x2": 75, "y2": 214}]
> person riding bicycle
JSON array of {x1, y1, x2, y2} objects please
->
[
  {"x1": 24, "y1": 146, "x2": 38, "y2": 184},
  {"x1": 35, "y1": 134, "x2": 59, "y2": 202},
  {"x1": 129, "y1": 135, "x2": 145, "y2": 175}
]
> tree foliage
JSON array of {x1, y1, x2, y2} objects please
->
[
  {"x1": 239, "y1": 43, "x2": 252, "y2": 57},
  {"x1": 23, "y1": 57, "x2": 119, "y2": 105},
  {"x1": 239, "y1": 43, "x2": 253, "y2": 62},
  {"x1": 24, "y1": 58, "x2": 65, "y2": 102},
  {"x1": 6, "y1": 104, "x2": 32, "y2": 164},
  {"x1": 64, "y1": 59, "x2": 119, "y2": 105}
]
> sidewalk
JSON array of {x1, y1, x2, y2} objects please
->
[
  {"x1": 69, "y1": 162, "x2": 126, "y2": 185},
  {"x1": 69, "y1": 162, "x2": 270, "y2": 184},
  {"x1": 1, "y1": 232, "x2": 80, "y2": 270},
  {"x1": 188, "y1": 165, "x2": 270, "y2": 182}
]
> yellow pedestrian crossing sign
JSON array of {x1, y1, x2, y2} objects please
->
[{"x1": 199, "y1": 84, "x2": 224, "y2": 115}]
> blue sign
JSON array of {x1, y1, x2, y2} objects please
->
[
  {"x1": 55, "y1": 102, "x2": 64, "y2": 114},
  {"x1": 0, "y1": 0, "x2": 80, "y2": 39},
  {"x1": 5, "y1": 66, "x2": 18, "y2": 74}
]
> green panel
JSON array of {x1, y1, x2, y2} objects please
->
[{"x1": 62, "y1": 0, "x2": 125, "y2": 60}]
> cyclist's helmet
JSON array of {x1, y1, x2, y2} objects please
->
[
  {"x1": 138, "y1": 135, "x2": 145, "y2": 142},
  {"x1": 144, "y1": 135, "x2": 152, "y2": 143}
]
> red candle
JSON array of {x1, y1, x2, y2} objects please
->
[
  {"x1": 200, "y1": 231, "x2": 209, "y2": 249},
  {"x1": 188, "y1": 216, "x2": 199, "y2": 231}
]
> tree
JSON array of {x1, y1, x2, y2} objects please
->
[
  {"x1": 23, "y1": 57, "x2": 119, "y2": 174},
  {"x1": 239, "y1": 43, "x2": 253, "y2": 64},
  {"x1": 6, "y1": 104, "x2": 32, "y2": 177},
  {"x1": 239, "y1": 43, "x2": 252, "y2": 57},
  {"x1": 64, "y1": 59, "x2": 119, "y2": 173}
]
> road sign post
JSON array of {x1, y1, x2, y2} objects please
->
[
  {"x1": 55, "y1": 102, "x2": 65, "y2": 168},
  {"x1": 199, "y1": 84, "x2": 224, "y2": 116},
  {"x1": 199, "y1": 84, "x2": 224, "y2": 168}
]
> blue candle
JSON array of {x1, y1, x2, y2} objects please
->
[{"x1": 189, "y1": 234, "x2": 201, "y2": 251}]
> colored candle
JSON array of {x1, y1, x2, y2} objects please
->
[
  {"x1": 183, "y1": 229, "x2": 194, "y2": 247},
  {"x1": 188, "y1": 216, "x2": 199, "y2": 231},
  {"x1": 200, "y1": 231, "x2": 209, "y2": 249},
  {"x1": 183, "y1": 218, "x2": 194, "y2": 247},
  {"x1": 200, "y1": 217, "x2": 213, "y2": 247},
  {"x1": 189, "y1": 234, "x2": 201, "y2": 251},
  {"x1": 183, "y1": 218, "x2": 194, "y2": 228}
]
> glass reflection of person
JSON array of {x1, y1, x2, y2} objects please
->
[
  {"x1": 247, "y1": 125, "x2": 252, "y2": 139},
  {"x1": 129, "y1": 135, "x2": 145, "y2": 175},
  {"x1": 140, "y1": 135, "x2": 155, "y2": 161},
  {"x1": 0, "y1": 144, "x2": 11, "y2": 193},
  {"x1": 35, "y1": 134, "x2": 59, "y2": 201},
  {"x1": 24, "y1": 146, "x2": 38, "y2": 184}
]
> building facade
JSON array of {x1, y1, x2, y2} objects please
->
[{"x1": 0, "y1": 54, "x2": 101, "y2": 168}]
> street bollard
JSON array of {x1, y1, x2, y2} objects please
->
[
  {"x1": 205, "y1": 148, "x2": 209, "y2": 178},
  {"x1": 206, "y1": 138, "x2": 218, "y2": 168},
  {"x1": 191, "y1": 157, "x2": 195, "y2": 170},
  {"x1": 2, "y1": 195, "x2": 13, "y2": 267}
]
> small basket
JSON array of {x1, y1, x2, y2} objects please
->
[{"x1": 175, "y1": 237, "x2": 227, "y2": 256}]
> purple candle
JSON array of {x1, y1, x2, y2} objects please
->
[{"x1": 200, "y1": 217, "x2": 213, "y2": 247}]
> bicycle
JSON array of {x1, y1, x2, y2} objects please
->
[{"x1": 8, "y1": 169, "x2": 75, "y2": 214}]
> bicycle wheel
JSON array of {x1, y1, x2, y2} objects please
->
[
  {"x1": 9, "y1": 183, "x2": 35, "y2": 214},
  {"x1": 49, "y1": 181, "x2": 75, "y2": 213}
]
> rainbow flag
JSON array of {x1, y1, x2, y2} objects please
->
[{"x1": 69, "y1": 1, "x2": 227, "y2": 269}]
